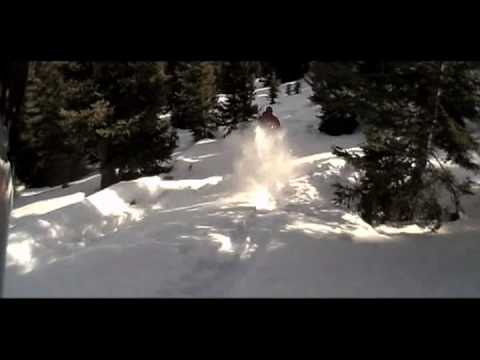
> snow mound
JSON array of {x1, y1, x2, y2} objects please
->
[{"x1": 6, "y1": 174, "x2": 224, "y2": 274}]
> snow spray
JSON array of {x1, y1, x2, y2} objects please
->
[{"x1": 231, "y1": 126, "x2": 297, "y2": 210}]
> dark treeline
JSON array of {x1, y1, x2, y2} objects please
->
[
  {"x1": 265, "y1": 62, "x2": 308, "y2": 82},
  {"x1": 10, "y1": 60, "x2": 480, "y2": 230},
  {"x1": 11, "y1": 61, "x2": 263, "y2": 189}
]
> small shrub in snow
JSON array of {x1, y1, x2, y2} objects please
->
[
  {"x1": 294, "y1": 81, "x2": 301, "y2": 94},
  {"x1": 266, "y1": 72, "x2": 280, "y2": 105},
  {"x1": 286, "y1": 83, "x2": 293, "y2": 95}
]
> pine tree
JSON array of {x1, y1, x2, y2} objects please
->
[
  {"x1": 309, "y1": 61, "x2": 480, "y2": 229},
  {"x1": 307, "y1": 62, "x2": 359, "y2": 136},
  {"x1": 169, "y1": 62, "x2": 218, "y2": 141},
  {"x1": 267, "y1": 72, "x2": 280, "y2": 105},
  {"x1": 94, "y1": 62, "x2": 176, "y2": 188},
  {"x1": 286, "y1": 83, "x2": 293, "y2": 96},
  {"x1": 12, "y1": 62, "x2": 177, "y2": 189},
  {"x1": 58, "y1": 62, "x2": 107, "y2": 175},
  {"x1": 165, "y1": 61, "x2": 181, "y2": 118},
  {"x1": 13, "y1": 62, "x2": 92, "y2": 187},
  {"x1": 217, "y1": 62, "x2": 258, "y2": 136},
  {"x1": 294, "y1": 80, "x2": 301, "y2": 94},
  {"x1": 259, "y1": 62, "x2": 274, "y2": 80}
]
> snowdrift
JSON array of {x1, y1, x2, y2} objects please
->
[{"x1": 7, "y1": 174, "x2": 223, "y2": 274}]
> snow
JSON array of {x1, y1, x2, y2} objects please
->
[
  {"x1": 157, "y1": 113, "x2": 171, "y2": 120},
  {"x1": 13, "y1": 174, "x2": 102, "y2": 219},
  {"x1": 5, "y1": 83, "x2": 480, "y2": 297},
  {"x1": 216, "y1": 94, "x2": 228, "y2": 104}
]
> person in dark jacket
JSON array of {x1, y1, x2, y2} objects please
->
[{"x1": 258, "y1": 106, "x2": 281, "y2": 130}]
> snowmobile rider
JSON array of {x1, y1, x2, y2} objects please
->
[{"x1": 258, "y1": 106, "x2": 281, "y2": 130}]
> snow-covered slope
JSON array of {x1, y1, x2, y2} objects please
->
[{"x1": 5, "y1": 81, "x2": 480, "y2": 297}]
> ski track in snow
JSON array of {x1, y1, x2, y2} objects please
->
[{"x1": 5, "y1": 81, "x2": 480, "y2": 298}]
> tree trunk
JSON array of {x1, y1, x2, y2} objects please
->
[
  {"x1": 101, "y1": 161, "x2": 118, "y2": 189},
  {"x1": 66, "y1": 151, "x2": 88, "y2": 185},
  {"x1": 98, "y1": 139, "x2": 119, "y2": 189},
  {"x1": 410, "y1": 62, "x2": 445, "y2": 217}
]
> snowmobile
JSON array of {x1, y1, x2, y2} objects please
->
[{"x1": 258, "y1": 106, "x2": 281, "y2": 132}]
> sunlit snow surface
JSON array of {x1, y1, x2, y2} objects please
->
[{"x1": 6, "y1": 81, "x2": 480, "y2": 298}]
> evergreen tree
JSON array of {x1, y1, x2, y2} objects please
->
[
  {"x1": 58, "y1": 62, "x2": 106, "y2": 172},
  {"x1": 294, "y1": 80, "x2": 301, "y2": 94},
  {"x1": 93, "y1": 62, "x2": 176, "y2": 188},
  {"x1": 250, "y1": 61, "x2": 262, "y2": 79},
  {"x1": 307, "y1": 62, "x2": 359, "y2": 136},
  {"x1": 59, "y1": 66, "x2": 112, "y2": 175},
  {"x1": 267, "y1": 62, "x2": 309, "y2": 82},
  {"x1": 16, "y1": 62, "x2": 61, "y2": 185},
  {"x1": 13, "y1": 62, "x2": 91, "y2": 187},
  {"x1": 309, "y1": 61, "x2": 480, "y2": 229},
  {"x1": 169, "y1": 62, "x2": 218, "y2": 141},
  {"x1": 61, "y1": 62, "x2": 176, "y2": 189},
  {"x1": 13, "y1": 62, "x2": 176, "y2": 189},
  {"x1": 267, "y1": 72, "x2": 280, "y2": 104},
  {"x1": 259, "y1": 62, "x2": 274, "y2": 80},
  {"x1": 217, "y1": 62, "x2": 258, "y2": 136},
  {"x1": 165, "y1": 61, "x2": 181, "y2": 116},
  {"x1": 286, "y1": 83, "x2": 293, "y2": 96}
]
